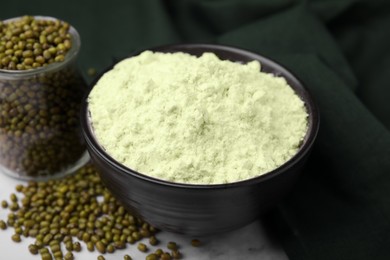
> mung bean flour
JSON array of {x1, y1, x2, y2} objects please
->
[{"x1": 88, "y1": 51, "x2": 308, "y2": 184}]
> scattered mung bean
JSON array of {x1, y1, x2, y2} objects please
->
[
  {"x1": 40, "y1": 248, "x2": 49, "y2": 254},
  {"x1": 10, "y1": 193, "x2": 17, "y2": 202},
  {"x1": 1, "y1": 200, "x2": 8, "y2": 208},
  {"x1": 149, "y1": 235, "x2": 158, "y2": 246},
  {"x1": 160, "y1": 253, "x2": 172, "y2": 260},
  {"x1": 64, "y1": 251, "x2": 74, "y2": 260},
  {"x1": 191, "y1": 239, "x2": 201, "y2": 247},
  {"x1": 95, "y1": 241, "x2": 106, "y2": 254},
  {"x1": 53, "y1": 251, "x2": 63, "y2": 258},
  {"x1": 15, "y1": 226, "x2": 23, "y2": 234},
  {"x1": 11, "y1": 233, "x2": 21, "y2": 242},
  {"x1": 73, "y1": 242, "x2": 81, "y2": 252},
  {"x1": 107, "y1": 244, "x2": 115, "y2": 253},
  {"x1": 28, "y1": 244, "x2": 39, "y2": 254},
  {"x1": 0, "y1": 220, "x2": 7, "y2": 229},
  {"x1": 65, "y1": 241, "x2": 73, "y2": 251},
  {"x1": 0, "y1": 164, "x2": 184, "y2": 258},
  {"x1": 137, "y1": 242, "x2": 148, "y2": 252},
  {"x1": 41, "y1": 252, "x2": 53, "y2": 260},
  {"x1": 155, "y1": 248, "x2": 163, "y2": 256},
  {"x1": 87, "y1": 241, "x2": 94, "y2": 251},
  {"x1": 146, "y1": 253, "x2": 158, "y2": 260},
  {"x1": 50, "y1": 242, "x2": 61, "y2": 253},
  {"x1": 172, "y1": 250, "x2": 182, "y2": 259},
  {"x1": 167, "y1": 241, "x2": 178, "y2": 251}
]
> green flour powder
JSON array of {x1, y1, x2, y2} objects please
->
[{"x1": 88, "y1": 51, "x2": 308, "y2": 184}]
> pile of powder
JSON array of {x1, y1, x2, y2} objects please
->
[{"x1": 88, "y1": 51, "x2": 308, "y2": 184}]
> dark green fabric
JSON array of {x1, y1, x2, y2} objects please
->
[{"x1": 2, "y1": 1, "x2": 390, "y2": 259}]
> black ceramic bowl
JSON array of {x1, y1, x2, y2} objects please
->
[{"x1": 81, "y1": 44, "x2": 319, "y2": 236}]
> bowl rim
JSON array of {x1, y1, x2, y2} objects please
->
[{"x1": 81, "y1": 43, "x2": 320, "y2": 189}]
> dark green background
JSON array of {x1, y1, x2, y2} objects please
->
[{"x1": 2, "y1": 0, "x2": 390, "y2": 259}]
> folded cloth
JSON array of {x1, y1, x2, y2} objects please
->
[
  {"x1": 2, "y1": 0, "x2": 390, "y2": 259},
  {"x1": 215, "y1": 1, "x2": 390, "y2": 259}
]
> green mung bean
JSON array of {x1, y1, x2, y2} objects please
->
[
  {"x1": 41, "y1": 252, "x2": 53, "y2": 260},
  {"x1": 73, "y1": 242, "x2": 81, "y2": 252},
  {"x1": 167, "y1": 242, "x2": 178, "y2": 251},
  {"x1": 161, "y1": 253, "x2": 172, "y2": 260},
  {"x1": 39, "y1": 248, "x2": 49, "y2": 255},
  {"x1": 43, "y1": 233, "x2": 53, "y2": 244},
  {"x1": 65, "y1": 241, "x2": 73, "y2": 251},
  {"x1": 28, "y1": 244, "x2": 39, "y2": 254},
  {"x1": 137, "y1": 242, "x2": 148, "y2": 252},
  {"x1": 15, "y1": 184, "x2": 23, "y2": 192},
  {"x1": 53, "y1": 233, "x2": 63, "y2": 241},
  {"x1": 63, "y1": 236, "x2": 72, "y2": 243},
  {"x1": 140, "y1": 228, "x2": 150, "y2": 238},
  {"x1": 0, "y1": 165, "x2": 177, "y2": 258},
  {"x1": 29, "y1": 229, "x2": 38, "y2": 237},
  {"x1": 171, "y1": 250, "x2": 181, "y2": 259},
  {"x1": 35, "y1": 239, "x2": 44, "y2": 248},
  {"x1": 24, "y1": 219, "x2": 35, "y2": 228},
  {"x1": 114, "y1": 240, "x2": 126, "y2": 249},
  {"x1": 0, "y1": 220, "x2": 7, "y2": 229},
  {"x1": 7, "y1": 218, "x2": 15, "y2": 227},
  {"x1": 50, "y1": 242, "x2": 61, "y2": 253},
  {"x1": 53, "y1": 251, "x2": 63, "y2": 258},
  {"x1": 191, "y1": 239, "x2": 201, "y2": 247},
  {"x1": 95, "y1": 241, "x2": 106, "y2": 253},
  {"x1": 1, "y1": 200, "x2": 8, "y2": 208},
  {"x1": 11, "y1": 233, "x2": 21, "y2": 242},
  {"x1": 127, "y1": 236, "x2": 135, "y2": 244},
  {"x1": 107, "y1": 244, "x2": 115, "y2": 253},
  {"x1": 64, "y1": 251, "x2": 74, "y2": 260},
  {"x1": 123, "y1": 255, "x2": 132, "y2": 260},
  {"x1": 132, "y1": 231, "x2": 141, "y2": 241},
  {"x1": 10, "y1": 203, "x2": 19, "y2": 211},
  {"x1": 86, "y1": 241, "x2": 94, "y2": 251},
  {"x1": 154, "y1": 249, "x2": 163, "y2": 256},
  {"x1": 149, "y1": 235, "x2": 158, "y2": 246},
  {"x1": 10, "y1": 193, "x2": 17, "y2": 202},
  {"x1": 15, "y1": 226, "x2": 23, "y2": 234},
  {"x1": 146, "y1": 253, "x2": 158, "y2": 260}
]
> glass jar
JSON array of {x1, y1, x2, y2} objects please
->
[{"x1": 0, "y1": 16, "x2": 89, "y2": 180}]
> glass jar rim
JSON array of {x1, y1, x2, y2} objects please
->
[{"x1": 0, "y1": 15, "x2": 81, "y2": 78}]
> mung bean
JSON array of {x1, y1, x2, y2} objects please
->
[
  {"x1": 160, "y1": 253, "x2": 172, "y2": 260},
  {"x1": 167, "y1": 241, "x2": 177, "y2": 251},
  {"x1": 73, "y1": 242, "x2": 81, "y2": 252},
  {"x1": 0, "y1": 164, "x2": 179, "y2": 258},
  {"x1": 64, "y1": 251, "x2": 74, "y2": 260},
  {"x1": 137, "y1": 242, "x2": 148, "y2": 252},
  {"x1": 191, "y1": 239, "x2": 201, "y2": 247},
  {"x1": 28, "y1": 244, "x2": 39, "y2": 254},
  {"x1": 0, "y1": 220, "x2": 7, "y2": 229},
  {"x1": 146, "y1": 253, "x2": 158, "y2": 260},
  {"x1": 11, "y1": 233, "x2": 21, "y2": 242}
]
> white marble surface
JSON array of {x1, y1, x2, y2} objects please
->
[{"x1": 0, "y1": 171, "x2": 288, "y2": 260}]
